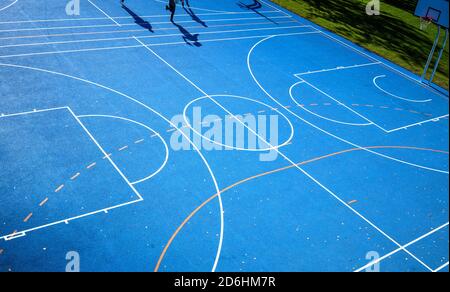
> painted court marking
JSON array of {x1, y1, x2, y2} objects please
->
[
  {"x1": 0, "y1": 0, "x2": 17, "y2": 12},
  {"x1": 0, "y1": 62, "x2": 225, "y2": 271},
  {"x1": 373, "y1": 75, "x2": 432, "y2": 103},
  {"x1": 134, "y1": 36, "x2": 441, "y2": 272},
  {"x1": 0, "y1": 106, "x2": 144, "y2": 241},
  {"x1": 88, "y1": 0, "x2": 121, "y2": 26},
  {"x1": 0, "y1": 1, "x2": 448, "y2": 271},
  {"x1": 0, "y1": 19, "x2": 297, "y2": 41},
  {"x1": 0, "y1": 15, "x2": 293, "y2": 33},
  {"x1": 247, "y1": 35, "x2": 448, "y2": 271},
  {"x1": 155, "y1": 146, "x2": 449, "y2": 272},
  {"x1": 0, "y1": 10, "x2": 283, "y2": 25},
  {"x1": 0, "y1": 24, "x2": 307, "y2": 49}
]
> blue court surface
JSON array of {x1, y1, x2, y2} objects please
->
[{"x1": 0, "y1": 0, "x2": 448, "y2": 272}]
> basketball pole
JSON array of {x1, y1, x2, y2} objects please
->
[
  {"x1": 421, "y1": 25, "x2": 441, "y2": 82},
  {"x1": 429, "y1": 28, "x2": 448, "y2": 84}
]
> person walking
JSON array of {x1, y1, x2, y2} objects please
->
[{"x1": 166, "y1": 0, "x2": 176, "y2": 22}]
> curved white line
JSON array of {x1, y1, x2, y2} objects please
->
[
  {"x1": 183, "y1": 94, "x2": 295, "y2": 151},
  {"x1": 0, "y1": 62, "x2": 225, "y2": 272},
  {"x1": 77, "y1": 114, "x2": 169, "y2": 185},
  {"x1": 373, "y1": 75, "x2": 432, "y2": 103},
  {"x1": 247, "y1": 36, "x2": 449, "y2": 174},
  {"x1": 153, "y1": 0, "x2": 231, "y2": 13},
  {"x1": 0, "y1": 0, "x2": 17, "y2": 12},
  {"x1": 289, "y1": 81, "x2": 373, "y2": 126}
]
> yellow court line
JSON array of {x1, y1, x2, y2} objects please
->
[
  {"x1": 23, "y1": 213, "x2": 33, "y2": 223},
  {"x1": 39, "y1": 197, "x2": 49, "y2": 207},
  {"x1": 154, "y1": 145, "x2": 449, "y2": 272},
  {"x1": 54, "y1": 184, "x2": 64, "y2": 193}
]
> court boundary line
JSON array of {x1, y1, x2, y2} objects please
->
[
  {"x1": 0, "y1": 106, "x2": 144, "y2": 241},
  {"x1": 87, "y1": 0, "x2": 121, "y2": 26},
  {"x1": 134, "y1": 36, "x2": 435, "y2": 272}
]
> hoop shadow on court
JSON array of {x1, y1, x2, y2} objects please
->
[
  {"x1": 237, "y1": 0, "x2": 278, "y2": 24},
  {"x1": 122, "y1": 4, "x2": 154, "y2": 32}
]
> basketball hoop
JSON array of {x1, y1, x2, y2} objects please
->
[{"x1": 420, "y1": 16, "x2": 433, "y2": 30}]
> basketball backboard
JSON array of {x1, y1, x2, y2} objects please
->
[{"x1": 415, "y1": 0, "x2": 449, "y2": 28}]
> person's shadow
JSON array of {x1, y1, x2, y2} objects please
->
[
  {"x1": 184, "y1": 6, "x2": 207, "y2": 27},
  {"x1": 181, "y1": 0, "x2": 207, "y2": 27},
  {"x1": 122, "y1": 4, "x2": 154, "y2": 32},
  {"x1": 237, "y1": 0, "x2": 277, "y2": 24},
  {"x1": 173, "y1": 23, "x2": 201, "y2": 47}
]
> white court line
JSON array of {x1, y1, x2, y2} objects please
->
[
  {"x1": 355, "y1": 222, "x2": 449, "y2": 272},
  {"x1": 87, "y1": 0, "x2": 121, "y2": 26},
  {"x1": 386, "y1": 114, "x2": 450, "y2": 133},
  {"x1": 0, "y1": 10, "x2": 282, "y2": 24},
  {"x1": 67, "y1": 107, "x2": 142, "y2": 200},
  {"x1": 2, "y1": 199, "x2": 143, "y2": 241},
  {"x1": 153, "y1": 0, "x2": 240, "y2": 14},
  {"x1": 134, "y1": 35, "x2": 435, "y2": 272},
  {"x1": 0, "y1": 106, "x2": 67, "y2": 118},
  {"x1": 77, "y1": 114, "x2": 169, "y2": 185},
  {"x1": 0, "y1": 24, "x2": 308, "y2": 49},
  {"x1": 262, "y1": 0, "x2": 448, "y2": 99},
  {"x1": 0, "y1": 0, "x2": 17, "y2": 12},
  {"x1": 301, "y1": 77, "x2": 448, "y2": 133},
  {"x1": 316, "y1": 30, "x2": 449, "y2": 99},
  {"x1": 0, "y1": 31, "x2": 319, "y2": 59},
  {"x1": 288, "y1": 81, "x2": 373, "y2": 126},
  {"x1": 373, "y1": 75, "x2": 432, "y2": 103},
  {"x1": 294, "y1": 62, "x2": 381, "y2": 76},
  {"x1": 260, "y1": 0, "x2": 292, "y2": 18},
  {"x1": 299, "y1": 78, "x2": 390, "y2": 133},
  {"x1": 251, "y1": 35, "x2": 448, "y2": 172},
  {"x1": 0, "y1": 62, "x2": 224, "y2": 273},
  {"x1": 0, "y1": 19, "x2": 297, "y2": 41},
  {"x1": 247, "y1": 35, "x2": 447, "y2": 271},
  {"x1": 0, "y1": 106, "x2": 144, "y2": 241},
  {"x1": 0, "y1": 15, "x2": 292, "y2": 33},
  {"x1": 434, "y1": 262, "x2": 449, "y2": 272}
]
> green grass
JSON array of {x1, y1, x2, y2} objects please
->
[{"x1": 271, "y1": 0, "x2": 449, "y2": 89}]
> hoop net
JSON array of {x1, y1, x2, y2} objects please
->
[{"x1": 420, "y1": 16, "x2": 433, "y2": 31}]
